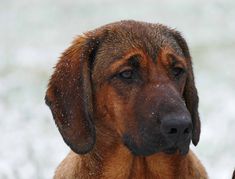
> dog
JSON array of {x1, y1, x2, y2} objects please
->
[{"x1": 45, "y1": 20, "x2": 207, "y2": 178}]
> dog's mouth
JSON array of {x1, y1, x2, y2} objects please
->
[
  {"x1": 164, "y1": 147, "x2": 178, "y2": 154},
  {"x1": 163, "y1": 144, "x2": 189, "y2": 155},
  {"x1": 123, "y1": 133, "x2": 191, "y2": 156}
]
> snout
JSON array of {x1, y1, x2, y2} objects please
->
[
  {"x1": 161, "y1": 114, "x2": 192, "y2": 154},
  {"x1": 125, "y1": 83, "x2": 194, "y2": 156},
  {"x1": 161, "y1": 115, "x2": 192, "y2": 141}
]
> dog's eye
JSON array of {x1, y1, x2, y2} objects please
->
[
  {"x1": 119, "y1": 70, "x2": 133, "y2": 79},
  {"x1": 172, "y1": 67, "x2": 185, "y2": 78}
]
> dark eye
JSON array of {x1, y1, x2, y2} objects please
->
[
  {"x1": 172, "y1": 67, "x2": 185, "y2": 78},
  {"x1": 119, "y1": 70, "x2": 133, "y2": 79}
]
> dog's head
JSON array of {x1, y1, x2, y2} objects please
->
[{"x1": 45, "y1": 20, "x2": 200, "y2": 156}]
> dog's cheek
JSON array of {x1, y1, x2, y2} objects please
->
[
  {"x1": 94, "y1": 86, "x2": 114, "y2": 127},
  {"x1": 94, "y1": 85, "x2": 131, "y2": 136}
]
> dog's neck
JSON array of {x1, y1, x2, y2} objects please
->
[
  {"x1": 77, "y1": 144, "x2": 199, "y2": 179},
  {"x1": 56, "y1": 126, "x2": 205, "y2": 179},
  {"x1": 74, "y1": 126, "x2": 201, "y2": 179}
]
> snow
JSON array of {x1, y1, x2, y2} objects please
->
[{"x1": 0, "y1": 0, "x2": 235, "y2": 178}]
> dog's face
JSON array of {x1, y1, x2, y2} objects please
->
[{"x1": 45, "y1": 21, "x2": 200, "y2": 156}]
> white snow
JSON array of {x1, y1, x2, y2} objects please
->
[{"x1": 0, "y1": 0, "x2": 235, "y2": 178}]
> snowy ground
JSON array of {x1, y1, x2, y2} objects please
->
[{"x1": 0, "y1": 0, "x2": 235, "y2": 178}]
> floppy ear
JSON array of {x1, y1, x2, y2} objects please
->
[
  {"x1": 172, "y1": 31, "x2": 201, "y2": 146},
  {"x1": 45, "y1": 33, "x2": 101, "y2": 154}
]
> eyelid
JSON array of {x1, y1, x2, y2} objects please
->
[
  {"x1": 107, "y1": 65, "x2": 132, "y2": 81},
  {"x1": 167, "y1": 53, "x2": 187, "y2": 69},
  {"x1": 119, "y1": 66, "x2": 133, "y2": 73},
  {"x1": 173, "y1": 64, "x2": 186, "y2": 70}
]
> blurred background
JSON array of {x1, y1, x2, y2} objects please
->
[{"x1": 0, "y1": 0, "x2": 235, "y2": 178}]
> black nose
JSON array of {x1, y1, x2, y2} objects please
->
[{"x1": 161, "y1": 116, "x2": 192, "y2": 142}]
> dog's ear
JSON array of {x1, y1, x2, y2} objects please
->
[
  {"x1": 172, "y1": 30, "x2": 201, "y2": 146},
  {"x1": 45, "y1": 33, "x2": 102, "y2": 154}
]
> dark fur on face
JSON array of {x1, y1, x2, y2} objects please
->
[{"x1": 45, "y1": 20, "x2": 200, "y2": 156}]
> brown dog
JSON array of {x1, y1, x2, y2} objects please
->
[{"x1": 45, "y1": 20, "x2": 207, "y2": 178}]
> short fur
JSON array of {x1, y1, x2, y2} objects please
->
[{"x1": 45, "y1": 20, "x2": 207, "y2": 178}]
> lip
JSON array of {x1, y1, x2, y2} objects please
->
[{"x1": 164, "y1": 144, "x2": 190, "y2": 155}]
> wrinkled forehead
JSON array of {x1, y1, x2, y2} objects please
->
[{"x1": 93, "y1": 22, "x2": 183, "y2": 72}]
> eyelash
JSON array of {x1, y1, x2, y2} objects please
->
[
  {"x1": 115, "y1": 67, "x2": 141, "y2": 84},
  {"x1": 167, "y1": 54, "x2": 186, "y2": 79},
  {"x1": 172, "y1": 66, "x2": 186, "y2": 79},
  {"x1": 119, "y1": 69, "x2": 134, "y2": 79}
]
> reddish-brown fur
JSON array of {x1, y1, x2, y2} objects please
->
[{"x1": 45, "y1": 20, "x2": 207, "y2": 178}]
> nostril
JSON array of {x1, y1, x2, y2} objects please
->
[
  {"x1": 183, "y1": 128, "x2": 189, "y2": 134},
  {"x1": 161, "y1": 116, "x2": 192, "y2": 139},
  {"x1": 168, "y1": 128, "x2": 177, "y2": 134}
]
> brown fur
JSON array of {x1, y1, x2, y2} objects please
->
[{"x1": 45, "y1": 20, "x2": 207, "y2": 178}]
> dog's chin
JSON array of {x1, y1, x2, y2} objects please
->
[
  {"x1": 126, "y1": 146, "x2": 190, "y2": 157},
  {"x1": 163, "y1": 147, "x2": 178, "y2": 154},
  {"x1": 124, "y1": 141, "x2": 190, "y2": 156},
  {"x1": 163, "y1": 146, "x2": 189, "y2": 155},
  {"x1": 128, "y1": 146, "x2": 190, "y2": 156},
  {"x1": 126, "y1": 145, "x2": 161, "y2": 156}
]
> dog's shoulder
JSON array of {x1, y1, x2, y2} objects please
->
[
  {"x1": 54, "y1": 151, "x2": 81, "y2": 179},
  {"x1": 186, "y1": 150, "x2": 208, "y2": 178}
]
